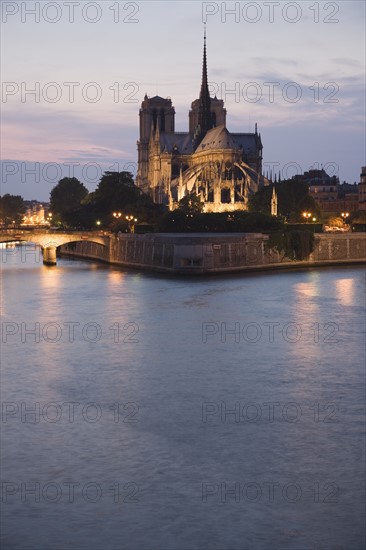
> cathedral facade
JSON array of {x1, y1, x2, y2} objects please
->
[{"x1": 136, "y1": 33, "x2": 265, "y2": 212}]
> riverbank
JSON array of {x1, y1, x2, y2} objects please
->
[{"x1": 60, "y1": 233, "x2": 366, "y2": 274}]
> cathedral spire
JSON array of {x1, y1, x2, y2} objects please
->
[
  {"x1": 200, "y1": 26, "x2": 210, "y2": 104},
  {"x1": 196, "y1": 26, "x2": 212, "y2": 145}
]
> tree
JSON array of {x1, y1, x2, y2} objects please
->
[
  {"x1": 94, "y1": 171, "x2": 138, "y2": 211},
  {"x1": 177, "y1": 191, "x2": 204, "y2": 215},
  {"x1": 248, "y1": 186, "x2": 272, "y2": 214},
  {"x1": 266, "y1": 230, "x2": 315, "y2": 261},
  {"x1": 157, "y1": 210, "x2": 284, "y2": 233},
  {"x1": 50, "y1": 177, "x2": 89, "y2": 226},
  {"x1": 91, "y1": 171, "x2": 162, "y2": 227},
  {"x1": 326, "y1": 216, "x2": 345, "y2": 228},
  {"x1": 0, "y1": 194, "x2": 26, "y2": 225},
  {"x1": 249, "y1": 180, "x2": 320, "y2": 221}
]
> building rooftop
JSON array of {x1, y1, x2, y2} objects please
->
[
  {"x1": 194, "y1": 125, "x2": 259, "y2": 155},
  {"x1": 196, "y1": 125, "x2": 240, "y2": 151},
  {"x1": 159, "y1": 133, "x2": 193, "y2": 154}
]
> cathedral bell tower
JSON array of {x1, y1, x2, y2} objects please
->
[{"x1": 136, "y1": 94, "x2": 175, "y2": 190}]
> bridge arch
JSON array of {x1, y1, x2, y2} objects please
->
[{"x1": 0, "y1": 230, "x2": 110, "y2": 266}]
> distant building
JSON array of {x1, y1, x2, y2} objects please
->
[
  {"x1": 22, "y1": 201, "x2": 50, "y2": 226},
  {"x1": 136, "y1": 32, "x2": 265, "y2": 212},
  {"x1": 358, "y1": 166, "x2": 366, "y2": 211},
  {"x1": 299, "y1": 169, "x2": 339, "y2": 201},
  {"x1": 294, "y1": 169, "x2": 360, "y2": 215}
]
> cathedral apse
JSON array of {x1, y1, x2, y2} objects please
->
[{"x1": 136, "y1": 31, "x2": 267, "y2": 213}]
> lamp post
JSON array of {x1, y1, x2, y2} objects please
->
[
  {"x1": 341, "y1": 212, "x2": 349, "y2": 232},
  {"x1": 126, "y1": 215, "x2": 137, "y2": 233},
  {"x1": 112, "y1": 212, "x2": 122, "y2": 232},
  {"x1": 302, "y1": 212, "x2": 311, "y2": 223}
]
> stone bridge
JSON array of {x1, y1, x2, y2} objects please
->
[{"x1": 0, "y1": 229, "x2": 110, "y2": 265}]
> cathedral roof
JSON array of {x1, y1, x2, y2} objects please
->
[
  {"x1": 159, "y1": 132, "x2": 193, "y2": 154},
  {"x1": 231, "y1": 133, "x2": 261, "y2": 154},
  {"x1": 195, "y1": 125, "x2": 240, "y2": 152}
]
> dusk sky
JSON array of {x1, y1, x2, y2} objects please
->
[{"x1": 1, "y1": 0, "x2": 365, "y2": 200}]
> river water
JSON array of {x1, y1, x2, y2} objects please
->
[{"x1": 1, "y1": 245, "x2": 365, "y2": 550}]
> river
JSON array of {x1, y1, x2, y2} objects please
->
[{"x1": 1, "y1": 245, "x2": 365, "y2": 549}]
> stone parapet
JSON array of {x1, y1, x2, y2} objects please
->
[{"x1": 60, "y1": 233, "x2": 366, "y2": 275}]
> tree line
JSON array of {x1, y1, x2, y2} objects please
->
[
  {"x1": 3, "y1": 171, "x2": 359, "y2": 231},
  {"x1": 0, "y1": 194, "x2": 26, "y2": 225},
  {"x1": 48, "y1": 172, "x2": 163, "y2": 231}
]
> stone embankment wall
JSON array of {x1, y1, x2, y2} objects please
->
[{"x1": 60, "y1": 233, "x2": 366, "y2": 274}]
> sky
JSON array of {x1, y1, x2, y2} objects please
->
[{"x1": 1, "y1": 0, "x2": 365, "y2": 201}]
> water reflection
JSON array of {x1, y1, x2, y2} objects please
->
[
  {"x1": 39, "y1": 262, "x2": 62, "y2": 289},
  {"x1": 1, "y1": 254, "x2": 365, "y2": 550},
  {"x1": 106, "y1": 269, "x2": 125, "y2": 286},
  {"x1": 293, "y1": 273, "x2": 320, "y2": 324},
  {"x1": 334, "y1": 278, "x2": 355, "y2": 306}
]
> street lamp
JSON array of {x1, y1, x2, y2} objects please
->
[
  {"x1": 113, "y1": 212, "x2": 122, "y2": 219},
  {"x1": 341, "y1": 212, "x2": 349, "y2": 222},
  {"x1": 126, "y1": 215, "x2": 137, "y2": 232},
  {"x1": 302, "y1": 212, "x2": 311, "y2": 222},
  {"x1": 96, "y1": 220, "x2": 101, "y2": 227}
]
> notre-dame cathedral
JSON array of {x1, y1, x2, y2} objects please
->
[{"x1": 136, "y1": 32, "x2": 265, "y2": 212}]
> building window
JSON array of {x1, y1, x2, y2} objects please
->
[
  {"x1": 172, "y1": 164, "x2": 180, "y2": 178},
  {"x1": 235, "y1": 186, "x2": 244, "y2": 202},
  {"x1": 160, "y1": 110, "x2": 165, "y2": 132},
  {"x1": 152, "y1": 109, "x2": 157, "y2": 131},
  {"x1": 221, "y1": 188, "x2": 231, "y2": 203},
  {"x1": 206, "y1": 190, "x2": 214, "y2": 202}
]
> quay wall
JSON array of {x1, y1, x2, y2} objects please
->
[{"x1": 60, "y1": 233, "x2": 366, "y2": 274}]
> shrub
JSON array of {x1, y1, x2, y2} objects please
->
[
  {"x1": 266, "y1": 230, "x2": 315, "y2": 261},
  {"x1": 156, "y1": 210, "x2": 284, "y2": 233}
]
